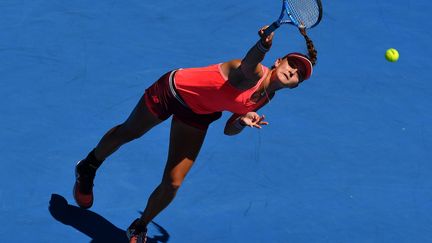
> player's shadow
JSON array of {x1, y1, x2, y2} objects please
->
[{"x1": 48, "y1": 194, "x2": 169, "y2": 243}]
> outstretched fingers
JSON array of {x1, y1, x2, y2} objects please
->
[{"x1": 251, "y1": 115, "x2": 269, "y2": 129}]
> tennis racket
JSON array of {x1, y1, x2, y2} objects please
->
[{"x1": 264, "y1": 0, "x2": 323, "y2": 36}]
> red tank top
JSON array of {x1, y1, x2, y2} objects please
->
[{"x1": 174, "y1": 63, "x2": 269, "y2": 114}]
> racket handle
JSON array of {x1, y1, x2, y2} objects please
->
[{"x1": 263, "y1": 22, "x2": 280, "y2": 37}]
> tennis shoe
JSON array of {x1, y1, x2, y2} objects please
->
[
  {"x1": 73, "y1": 160, "x2": 95, "y2": 209},
  {"x1": 127, "y1": 218, "x2": 148, "y2": 243}
]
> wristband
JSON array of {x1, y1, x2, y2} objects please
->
[
  {"x1": 233, "y1": 118, "x2": 246, "y2": 130},
  {"x1": 256, "y1": 40, "x2": 269, "y2": 53}
]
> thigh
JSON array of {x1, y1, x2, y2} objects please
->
[
  {"x1": 121, "y1": 94, "x2": 163, "y2": 136},
  {"x1": 173, "y1": 111, "x2": 222, "y2": 131},
  {"x1": 162, "y1": 117, "x2": 208, "y2": 185}
]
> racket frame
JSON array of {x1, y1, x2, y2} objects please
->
[{"x1": 264, "y1": 0, "x2": 322, "y2": 36}]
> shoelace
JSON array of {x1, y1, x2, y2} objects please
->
[
  {"x1": 128, "y1": 228, "x2": 147, "y2": 243},
  {"x1": 134, "y1": 232, "x2": 147, "y2": 243}
]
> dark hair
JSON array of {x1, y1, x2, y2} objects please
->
[{"x1": 299, "y1": 27, "x2": 317, "y2": 66}]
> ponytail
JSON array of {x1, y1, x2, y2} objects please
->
[{"x1": 299, "y1": 27, "x2": 317, "y2": 66}]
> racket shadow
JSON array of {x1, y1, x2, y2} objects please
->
[{"x1": 48, "y1": 194, "x2": 170, "y2": 243}]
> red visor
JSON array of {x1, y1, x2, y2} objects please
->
[{"x1": 286, "y1": 53, "x2": 313, "y2": 80}]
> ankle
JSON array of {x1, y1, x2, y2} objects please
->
[{"x1": 79, "y1": 149, "x2": 104, "y2": 172}]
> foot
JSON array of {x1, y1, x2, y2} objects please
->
[
  {"x1": 126, "y1": 218, "x2": 148, "y2": 243},
  {"x1": 73, "y1": 160, "x2": 95, "y2": 209}
]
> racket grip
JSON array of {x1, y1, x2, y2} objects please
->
[{"x1": 263, "y1": 22, "x2": 280, "y2": 37}]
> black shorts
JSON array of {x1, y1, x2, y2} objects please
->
[{"x1": 144, "y1": 70, "x2": 222, "y2": 131}]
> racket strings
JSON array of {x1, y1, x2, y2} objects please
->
[{"x1": 286, "y1": 0, "x2": 321, "y2": 28}]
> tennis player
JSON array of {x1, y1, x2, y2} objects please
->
[{"x1": 73, "y1": 26, "x2": 317, "y2": 243}]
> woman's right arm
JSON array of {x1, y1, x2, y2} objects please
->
[
  {"x1": 240, "y1": 27, "x2": 274, "y2": 81},
  {"x1": 220, "y1": 27, "x2": 274, "y2": 88}
]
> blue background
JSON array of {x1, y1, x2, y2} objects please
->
[{"x1": 1, "y1": 0, "x2": 431, "y2": 242}]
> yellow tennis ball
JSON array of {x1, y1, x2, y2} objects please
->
[{"x1": 385, "y1": 48, "x2": 399, "y2": 62}]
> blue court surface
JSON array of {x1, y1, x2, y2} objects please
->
[{"x1": 1, "y1": 0, "x2": 432, "y2": 242}]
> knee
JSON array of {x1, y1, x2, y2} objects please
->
[{"x1": 160, "y1": 180, "x2": 182, "y2": 195}]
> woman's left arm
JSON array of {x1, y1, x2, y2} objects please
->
[{"x1": 224, "y1": 112, "x2": 269, "y2": 136}]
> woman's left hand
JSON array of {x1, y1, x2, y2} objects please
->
[{"x1": 239, "y1": 112, "x2": 269, "y2": 129}]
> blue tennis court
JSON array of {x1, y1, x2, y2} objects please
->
[{"x1": 1, "y1": 0, "x2": 431, "y2": 242}]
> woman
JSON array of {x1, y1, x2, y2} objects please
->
[{"x1": 73, "y1": 26, "x2": 317, "y2": 243}]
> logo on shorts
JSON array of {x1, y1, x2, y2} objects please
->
[{"x1": 152, "y1": 95, "x2": 160, "y2": 104}]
